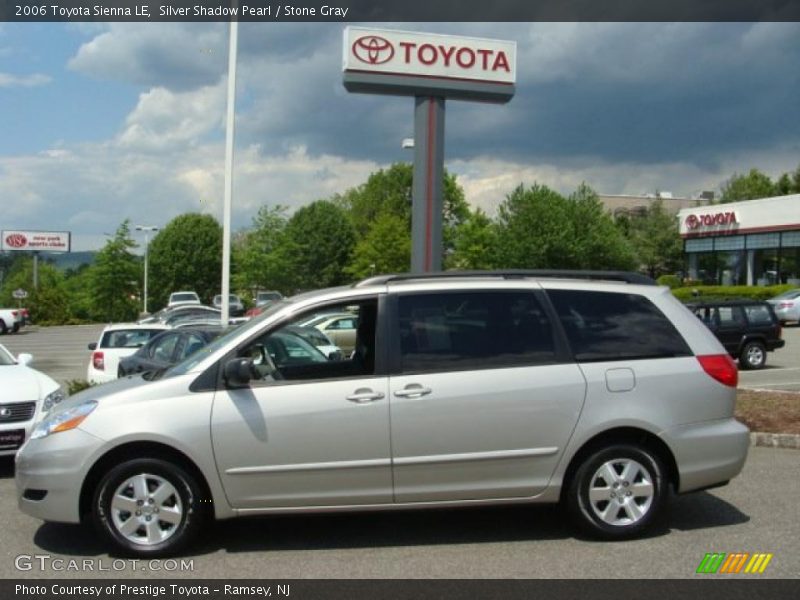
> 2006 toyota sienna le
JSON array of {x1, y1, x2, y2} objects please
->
[{"x1": 16, "y1": 271, "x2": 749, "y2": 556}]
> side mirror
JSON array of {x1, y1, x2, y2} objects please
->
[
  {"x1": 17, "y1": 353, "x2": 33, "y2": 366},
  {"x1": 88, "y1": 342, "x2": 97, "y2": 350},
  {"x1": 224, "y1": 357, "x2": 256, "y2": 388}
]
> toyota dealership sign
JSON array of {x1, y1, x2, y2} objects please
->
[
  {"x1": 343, "y1": 27, "x2": 516, "y2": 103},
  {"x1": 1, "y1": 230, "x2": 71, "y2": 252}
]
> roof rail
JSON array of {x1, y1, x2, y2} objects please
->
[{"x1": 353, "y1": 270, "x2": 657, "y2": 287}]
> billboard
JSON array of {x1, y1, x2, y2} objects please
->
[
  {"x1": 343, "y1": 27, "x2": 516, "y2": 103},
  {"x1": 1, "y1": 230, "x2": 71, "y2": 252}
]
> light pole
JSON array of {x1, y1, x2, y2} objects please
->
[{"x1": 135, "y1": 225, "x2": 159, "y2": 314}]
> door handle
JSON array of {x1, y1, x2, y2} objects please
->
[
  {"x1": 393, "y1": 385, "x2": 432, "y2": 399},
  {"x1": 346, "y1": 388, "x2": 385, "y2": 404}
]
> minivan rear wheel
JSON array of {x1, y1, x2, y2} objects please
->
[
  {"x1": 740, "y1": 341, "x2": 766, "y2": 370},
  {"x1": 92, "y1": 458, "x2": 204, "y2": 556},
  {"x1": 567, "y1": 444, "x2": 667, "y2": 539}
]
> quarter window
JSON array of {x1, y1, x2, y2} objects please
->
[
  {"x1": 397, "y1": 291, "x2": 557, "y2": 374},
  {"x1": 547, "y1": 290, "x2": 691, "y2": 362}
]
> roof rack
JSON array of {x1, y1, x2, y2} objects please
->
[{"x1": 353, "y1": 270, "x2": 656, "y2": 287}]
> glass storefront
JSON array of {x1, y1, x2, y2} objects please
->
[{"x1": 685, "y1": 230, "x2": 800, "y2": 286}]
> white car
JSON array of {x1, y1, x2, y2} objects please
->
[
  {"x1": 87, "y1": 324, "x2": 170, "y2": 384},
  {"x1": 0, "y1": 344, "x2": 63, "y2": 456},
  {"x1": 768, "y1": 288, "x2": 800, "y2": 324},
  {"x1": 0, "y1": 308, "x2": 24, "y2": 335},
  {"x1": 167, "y1": 291, "x2": 201, "y2": 308}
]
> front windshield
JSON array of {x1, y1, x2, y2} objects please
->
[
  {"x1": 163, "y1": 300, "x2": 289, "y2": 377},
  {"x1": 0, "y1": 345, "x2": 15, "y2": 366}
]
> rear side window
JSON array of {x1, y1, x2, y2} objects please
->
[
  {"x1": 101, "y1": 329, "x2": 163, "y2": 348},
  {"x1": 398, "y1": 291, "x2": 557, "y2": 373},
  {"x1": 547, "y1": 290, "x2": 691, "y2": 362},
  {"x1": 743, "y1": 304, "x2": 774, "y2": 325}
]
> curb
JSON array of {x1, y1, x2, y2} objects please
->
[{"x1": 750, "y1": 432, "x2": 800, "y2": 450}]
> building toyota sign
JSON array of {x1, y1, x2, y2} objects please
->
[
  {"x1": 685, "y1": 211, "x2": 738, "y2": 230},
  {"x1": 343, "y1": 27, "x2": 516, "y2": 103}
]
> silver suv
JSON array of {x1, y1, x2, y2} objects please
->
[{"x1": 16, "y1": 271, "x2": 749, "y2": 556}]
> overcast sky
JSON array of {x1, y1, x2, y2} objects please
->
[{"x1": 1, "y1": 22, "x2": 799, "y2": 251}]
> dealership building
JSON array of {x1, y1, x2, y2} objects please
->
[{"x1": 678, "y1": 194, "x2": 800, "y2": 286}]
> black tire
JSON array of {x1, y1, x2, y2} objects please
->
[
  {"x1": 739, "y1": 341, "x2": 767, "y2": 370},
  {"x1": 12, "y1": 322, "x2": 19, "y2": 333},
  {"x1": 92, "y1": 458, "x2": 205, "y2": 557},
  {"x1": 566, "y1": 444, "x2": 667, "y2": 540},
  {"x1": 0, "y1": 320, "x2": 6, "y2": 335}
]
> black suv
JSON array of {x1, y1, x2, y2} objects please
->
[{"x1": 686, "y1": 300, "x2": 785, "y2": 369}]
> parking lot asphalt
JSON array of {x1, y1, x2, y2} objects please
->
[{"x1": 0, "y1": 446, "x2": 797, "y2": 578}]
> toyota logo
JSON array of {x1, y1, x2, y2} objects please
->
[
  {"x1": 0, "y1": 408, "x2": 11, "y2": 419},
  {"x1": 685, "y1": 215, "x2": 700, "y2": 230},
  {"x1": 4, "y1": 233, "x2": 27, "y2": 248},
  {"x1": 352, "y1": 35, "x2": 394, "y2": 65}
]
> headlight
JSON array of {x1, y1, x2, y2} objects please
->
[
  {"x1": 31, "y1": 401, "x2": 98, "y2": 440},
  {"x1": 42, "y1": 388, "x2": 66, "y2": 412}
]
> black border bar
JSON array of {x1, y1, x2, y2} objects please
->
[{"x1": 3, "y1": 0, "x2": 800, "y2": 22}]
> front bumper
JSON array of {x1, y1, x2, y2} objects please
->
[
  {"x1": 15, "y1": 428, "x2": 105, "y2": 523},
  {"x1": 661, "y1": 417, "x2": 750, "y2": 493}
]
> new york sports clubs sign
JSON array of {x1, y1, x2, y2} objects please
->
[
  {"x1": 1, "y1": 230, "x2": 71, "y2": 252},
  {"x1": 342, "y1": 27, "x2": 516, "y2": 102}
]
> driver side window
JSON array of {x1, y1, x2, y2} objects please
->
[{"x1": 238, "y1": 298, "x2": 379, "y2": 384}]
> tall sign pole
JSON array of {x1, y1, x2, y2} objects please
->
[
  {"x1": 343, "y1": 28, "x2": 516, "y2": 273},
  {"x1": 221, "y1": 14, "x2": 239, "y2": 326}
]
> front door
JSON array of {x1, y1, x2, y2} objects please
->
[{"x1": 211, "y1": 297, "x2": 392, "y2": 509}]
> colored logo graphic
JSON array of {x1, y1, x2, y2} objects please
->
[
  {"x1": 4, "y1": 233, "x2": 27, "y2": 248},
  {"x1": 352, "y1": 36, "x2": 395, "y2": 65},
  {"x1": 696, "y1": 552, "x2": 773, "y2": 574}
]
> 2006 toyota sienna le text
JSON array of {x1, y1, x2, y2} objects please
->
[{"x1": 16, "y1": 271, "x2": 749, "y2": 556}]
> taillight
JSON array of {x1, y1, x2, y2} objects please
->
[
  {"x1": 92, "y1": 351, "x2": 105, "y2": 371},
  {"x1": 11, "y1": 310, "x2": 18, "y2": 317},
  {"x1": 697, "y1": 354, "x2": 738, "y2": 388},
  {"x1": 778, "y1": 301, "x2": 794, "y2": 309}
]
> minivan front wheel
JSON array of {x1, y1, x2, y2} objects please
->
[
  {"x1": 740, "y1": 341, "x2": 766, "y2": 370},
  {"x1": 93, "y1": 458, "x2": 204, "y2": 556},
  {"x1": 567, "y1": 444, "x2": 667, "y2": 540}
]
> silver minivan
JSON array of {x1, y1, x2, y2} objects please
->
[{"x1": 16, "y1": 271, "x2": 749, "y2": 556}]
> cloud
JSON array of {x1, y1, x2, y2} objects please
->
[{"x1": 0, "y1": 72, "x2": 51, "y2": 87}]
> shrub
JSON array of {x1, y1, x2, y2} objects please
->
[
  {"x1": 656, "y1": 274, "x2": 682, "y2": 289},
  {"x1": 671, "y1": 284, "x2": 795, "y2": 303},
  {"x1": 66, "y1": 379, "x2": 95, "y2": 396}
]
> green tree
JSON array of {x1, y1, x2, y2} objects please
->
[
  {"x1": 720, "y1": 168, "x2": 775, "y2": 203},
  {"x1": 345, "y1": 213, "x2": 411, "y2": 279},
  {"x1": 625, "y1": 198, "x2": 684, "y2": 278},
  {"x1": 495, "y1": 183, "x2": 635, "y2": 270},
  {"x1": 148, "y1": 213, "x2": 223, "y2": 308},
  {"x1": 232, "y1": 205, "x2": 296, "y2": 296},
  {"x1": 0, "y1": 257, "x2": 70, "y2": 323},
  {"x1": 283, "y1": 200, "x2": 356, "y2": 291},
  {"x1": 447, "y1": 208, "x2": 498, "y2": 270},
  {"x1": 88, "y1": 220, "x2": 141, "y2": 322}
]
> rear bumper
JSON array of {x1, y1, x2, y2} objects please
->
[{"x1": 661, "y1": 418, "x2": 750, "y2": 494}]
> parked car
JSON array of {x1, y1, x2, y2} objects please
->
[
  {"x1": 86, "y1": 324, "x2": 170, "y2": 384},
  {"x1": 308, "y1": 312, "x2": 359, "y2": 355},
  {"x1": 212, "y1": 294, "x2": 245, "y2": 317},
  {"x1": 687, "y1": 299, "x2": 785, "y2": 369},
  {"x1": 0, "y1": 307, "x2": 24, "y2": 334},
  {"x1": 767, "y1": 288, "x2": 800, "y2": 325},
  {"x1": 0, "y1": 344, "x2": 64, "y2": 456},
  {"x1": 167, "y1": 291, "x2": 201, "y2": 308},
  {"x1": 17, "y1": 270, "x2": 749, "y2": 556},
  {"x1": 118, "y1": 328, "x2": 222, "y2": 378},
  {"x1": 255, "y1": 290, "x2": 283, "y2": 307},
  {"x1": 163, "y1": 306, "x2": 222, "y2": 327},
  {"x1": 282, "y1": 325, "x2": 343, "y2": 360}
]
